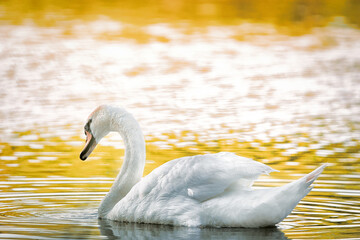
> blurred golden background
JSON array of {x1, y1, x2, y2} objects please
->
[
  {"x1": 2, "y1": 0, "x2": 360, "y2": 29},
  {"x1": 0, "y1": 0, "x2": 359, "y2": 239}
]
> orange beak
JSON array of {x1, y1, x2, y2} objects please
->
[{"x1": 80, "y1": 131, "x2": 97, "y2": 161}]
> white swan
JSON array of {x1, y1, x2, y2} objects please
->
[{"x1": 80, "y1": 105, "x2": 326, "y2": 228}]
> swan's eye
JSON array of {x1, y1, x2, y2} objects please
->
[{"x1": 84, "y1": 119, "x2": 92, "y2": 133}]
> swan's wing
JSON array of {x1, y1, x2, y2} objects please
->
[
  {"x1": 139, "y1": 152, "x2": 276, "y2": 203},
  {"x1": 182, "y1": 152, "x2": 277, "y2": 202}
]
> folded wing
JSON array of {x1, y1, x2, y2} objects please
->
[{"x1": 140, "y1": 152, "x2": 277, "y2": 203}]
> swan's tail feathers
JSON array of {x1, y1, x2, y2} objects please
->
[
  {"x1": 282, "y1": 163, "x2": 327, "y2": 201},
  {"x1": 305, "y1": 163, "x2": 328, "y2": 185},
  {"x1": 263, "y1": 164, "x2": 327, "y2": 225}
]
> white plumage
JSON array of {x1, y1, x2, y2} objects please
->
[{"x1": 80, "y1": 105, "x2": 326, "y2": 227}]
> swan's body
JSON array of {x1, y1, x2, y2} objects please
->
[{"x1": 80, "y1": 105, "x2": 326, "y2": 227}]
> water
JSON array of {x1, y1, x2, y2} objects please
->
[{"x1": 1, "y1": 4, "x2": 360, "y2": 239}]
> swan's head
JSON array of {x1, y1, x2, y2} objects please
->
[
  {"x1": 80, "y1": 105, "x2": 113, "y2": 161},
  {"x1": 80, "y1": 105, "x2": 143, "y2": 161}
]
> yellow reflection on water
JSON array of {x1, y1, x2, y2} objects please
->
[{"x1": 0, "y1": 127, "x2": 359, "y2": 238}]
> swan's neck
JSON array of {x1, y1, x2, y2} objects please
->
[{"x1": 98, "y1": 112, "x2": 146, "y2": 218}]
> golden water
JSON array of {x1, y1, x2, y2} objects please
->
[
  {"x1": 1, "y1": 130, "x2": 359, "y2": 239},
  {"x1": 1, "y1": 1, "x2": 360, "y2": 239}
]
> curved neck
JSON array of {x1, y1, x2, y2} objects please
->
[{"x1": 98, "y1": 111, "x2": 146, "y2": 218}]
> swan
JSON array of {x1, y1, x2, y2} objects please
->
[{"x1": 80, "y1": 105, "x2": 326, "y2": 228}]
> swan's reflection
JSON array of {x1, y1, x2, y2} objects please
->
[{"x1": 98, "y1": 219, "x2": 290, "y2": 240}]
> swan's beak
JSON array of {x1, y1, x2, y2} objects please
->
[{"x1": 80, "y1": 131, "x2": 97, "y2": 161}]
